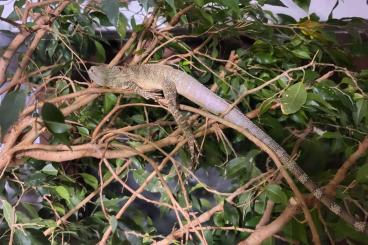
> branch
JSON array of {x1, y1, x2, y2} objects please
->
[
  {"x1": 239, "y1": 202, "x2": 300, "y2": 245},
  {"x1": 325, "y1": 136, "x2": 368, "y2": 197}
]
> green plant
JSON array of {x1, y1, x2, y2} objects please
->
[{"x1": 0, "y1": 0, "x2": 368, "y2": 244}]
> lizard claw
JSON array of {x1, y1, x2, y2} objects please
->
[{"x1": 188, "y1": 135, "x2": 201, "y2": 168}]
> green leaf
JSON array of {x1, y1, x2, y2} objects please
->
[
  {"x1": 0, "y1": 5, "x2": 4, "y2": 16},
  {"x1": 194, "y1": 0, "x2": 204, "y2": 7},
  {"x1": 259, "y1": 97, "x2": 276, "y2": 115},
  {"x1": 41, "y1": 103, "x2": 70, "y2": 134},
  {"x1": 280, "y1": 82, "x2": 307, "y2": 114},
  {"x1": 117, "y1": 14, "x2": 127, "y2": 38},
  {"x1": 77, "y1": 126, "x2": 90, "y2": 137},
  {"x1": 304, "y1": 70, "x2": 320, "y2": 82},
  {"x1": 14, "y1": 230, "x2": 33, "y2": 245},
  {"x1": 225, "y1": 151, "x2": 261, "y2": 181},
  {"x1": 44, "y1": 121, "x2": 71, "y2": 134},
  {"x1": 94, "y1": 41, "x2": 106, "y2": 63},
  {"x1": 255, "y1": 53, "x2": 277, "y2": 64},
  {"x1": 199, "y1": 9, "x2": 213, "y2": 25},
  {"x1": 26, "y1": 172, "x2": 47, "y2": 186},
  {"x1": 101, "y1": 0, "x2": 120, "y2": 25},
  {"x1": 357, "y1": 164, "x2": 368, "y2": 183},
  {"x1": 223, "y1": 202, "x2": 239, "y2": 225},
  {"x1": 264, "y1": 184, "x2": 288, "y2": 204},
  {"x1": 64, "y1": 2, "x2": 80, "y2": 14},
  {"x1": 103, "y1": 93, "x2": 117, "y2": 113},
  {"x1": 131, "y1": 17, "x2": 144, "y2": 32},
  {"x1": 294, "y1": 0, "x2": 311, "y2": 11},
  {"x1": 204, "y1": 230, "x2": 213, "y2": 245},
  {"x1": 282, "y1": 219, "x2": 308, "y2": 244},
  {"x1": 221, "y1": 0, "x2": 240, "y2": 14},
  {"x1": 1, "y1": 199, "x2": 15, "y2": 226},
  {"x1": 213, "y1": 211, "x2": 225, "y2": 226},
  {"x1": 110, "y1": 215, "x2": 118, "y2": 233},
  {"x1": 80, "y1": 173, "x2": 98, "y2": 189},
  {"x1": 0, "y1": 90, "x2": 26, "y2": 138},
  {"x1": 55, "y1": 186, "x2": 71, "y2": 203},
  {"x1": 41, "y1": 164, "x2": 58, "y2": 176},
  {"x1": 165, "y1": 0, "x2": 176, "y2": 13},
  {"x1": 53, "y1": 203, "x2": 66, "y2": 215},
  {"x1": 14, "y1": 0, "x2": 26, "y2": 8},
  {"x1": 292, "y1": 46, "x2": 311, "y2": 59},
  {"x1": 41, "y1": 103, "x2": 71, "y2": 144},
  {"x1": 354, "y1": 99, "x2": 368, "y2": 125}
]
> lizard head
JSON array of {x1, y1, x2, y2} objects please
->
[{"x1": 88, "y1": 65, "x2": 135, "y2": 88}]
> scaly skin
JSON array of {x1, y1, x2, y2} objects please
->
[
  {"x1": 88, "y1": 64, "x2": 367, "y2": 234},
  {"x1": 88, "y1": 65, "x2": 199, "y2": 164}
]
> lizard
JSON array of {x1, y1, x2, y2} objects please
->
[
  {"x1": 88, "y1": 65, "x2": 199, "y2": 164},
  {"x1": 88, "y1": 64, "x2": 367, "y2": 234}
]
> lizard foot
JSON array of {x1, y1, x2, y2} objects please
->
[{"x1": 187, "y1": 134, "x2": 201, "y2": 168}]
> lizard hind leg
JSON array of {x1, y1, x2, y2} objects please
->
[{"x1": 162, "y1": 80, "x2": 200, "y2": 165}]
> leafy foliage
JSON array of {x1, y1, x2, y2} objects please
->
[{"x1": 0, "y1": 0, "x2": 368, "y2": 244}]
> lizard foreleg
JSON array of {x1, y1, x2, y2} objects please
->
[{"x1": 122, "y1": 81, "x2": 162, "y2": 101}]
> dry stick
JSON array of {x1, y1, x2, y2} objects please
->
[
  {"x1": 239, "y1": 202, "x2": 300, "y2": 245},
  {"x1": 97, "y1": 121, "x2": 176, "y2": 144},
  {"x1": 256, "y1": 200, "x2": 275, "y2": 229},
  {"x1": 122, "y1": 132, "x2": 203, "y2": 242},
  {"x1": 324, "y1": 136, "x2": 368, "y2": 197},
  {"x1": 188, "y1": 226, "x2": 295, "y2": 244},
  {"x1": 103, "y1": 159, "x2": 175, "y2": 209},
  {"x1": 91, "y1": 102, "x2": 164, "y2": 141},
  {"x1": 109, "y1": 32, "x2": 138, "y2": 66},
  {"x1": 43, "y1": 159, "x2": 133, "y2": 236},
  {"x1": 222, "y1": 59, "x2": 318, "y2": 116},
  {"x1": 167, "y1": 4, "x2": 194, "y2": 28},
  {"x1": 109, "y1": 7, "x2": 157, "y2": 66},
  {"x1": 43, "y1": 121, "x2": 201, "y2": 238},
  {"x1": 0, "y1": 1, "x2": 71, "y2": 169},
  {"x1": 253, "y1": 126, "x2": 312, "y2": 231},
  {"x1": 0, "y1": 117, "x2": 35, "y2": 176},
  {"x1": 97, "y1": 143, "x2": 207, "y2": 245},
  {"x1": 20, "y1": 0, "x2": 64, "y2": 24},
  {"x1": 0, "y1": 91, "x2": 100, "y2": 171},
  {"x1": 2, "y1": 0, "x2": 149, "y2": 164},
  {"x1": 97, "y1": 143, "x2": 186, "y2": 245},
  {"x1": 0, "y1": 30, "x2": 46, "y2": 94},
  {"x1": 0, "y1": 32, "x2": 31, "y2": 84},
  {"x1": 155, "y1": 171, "x2": 273, "y2": 245},
  {"x1": 4, "y1": 0, "x2": 153, "y2": 168},
  {"x1": 179, "y1": 105, "x2": 321, "y2": 245},
  {"x1": 1, "y1": 2, "x2": 193, "y2": 169},
  {"x1": 20, "y1": 87, "x2": 131, "y2": 117},
  {"x1": 150, "y1": 106, "x2": 318, "y2": 244},
  {"x1": 0, "y1": 16, "x2": 21, "y2": 27},
  {"x1": 130, "y1": 4, "x2": 194, "y2": 65},
  {"x1": 11, "y1": 102, "x2": 275, "y2": 163},
  {"x1": 44, "y1": 52, "x2": 238, "y2": 239},
  {"x1": 92, "y1": 95, "x2": 122, "y2": 140},
  {"x1": 240, "y1": 134, "x2": 368, "y2": 245},
  {"x1": 0, "y1": 1, "x2": 70, "y2": 91}
]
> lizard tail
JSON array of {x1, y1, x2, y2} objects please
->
[{"x1": 172, "y1": 69, "x2": 368, "y2": 234}]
